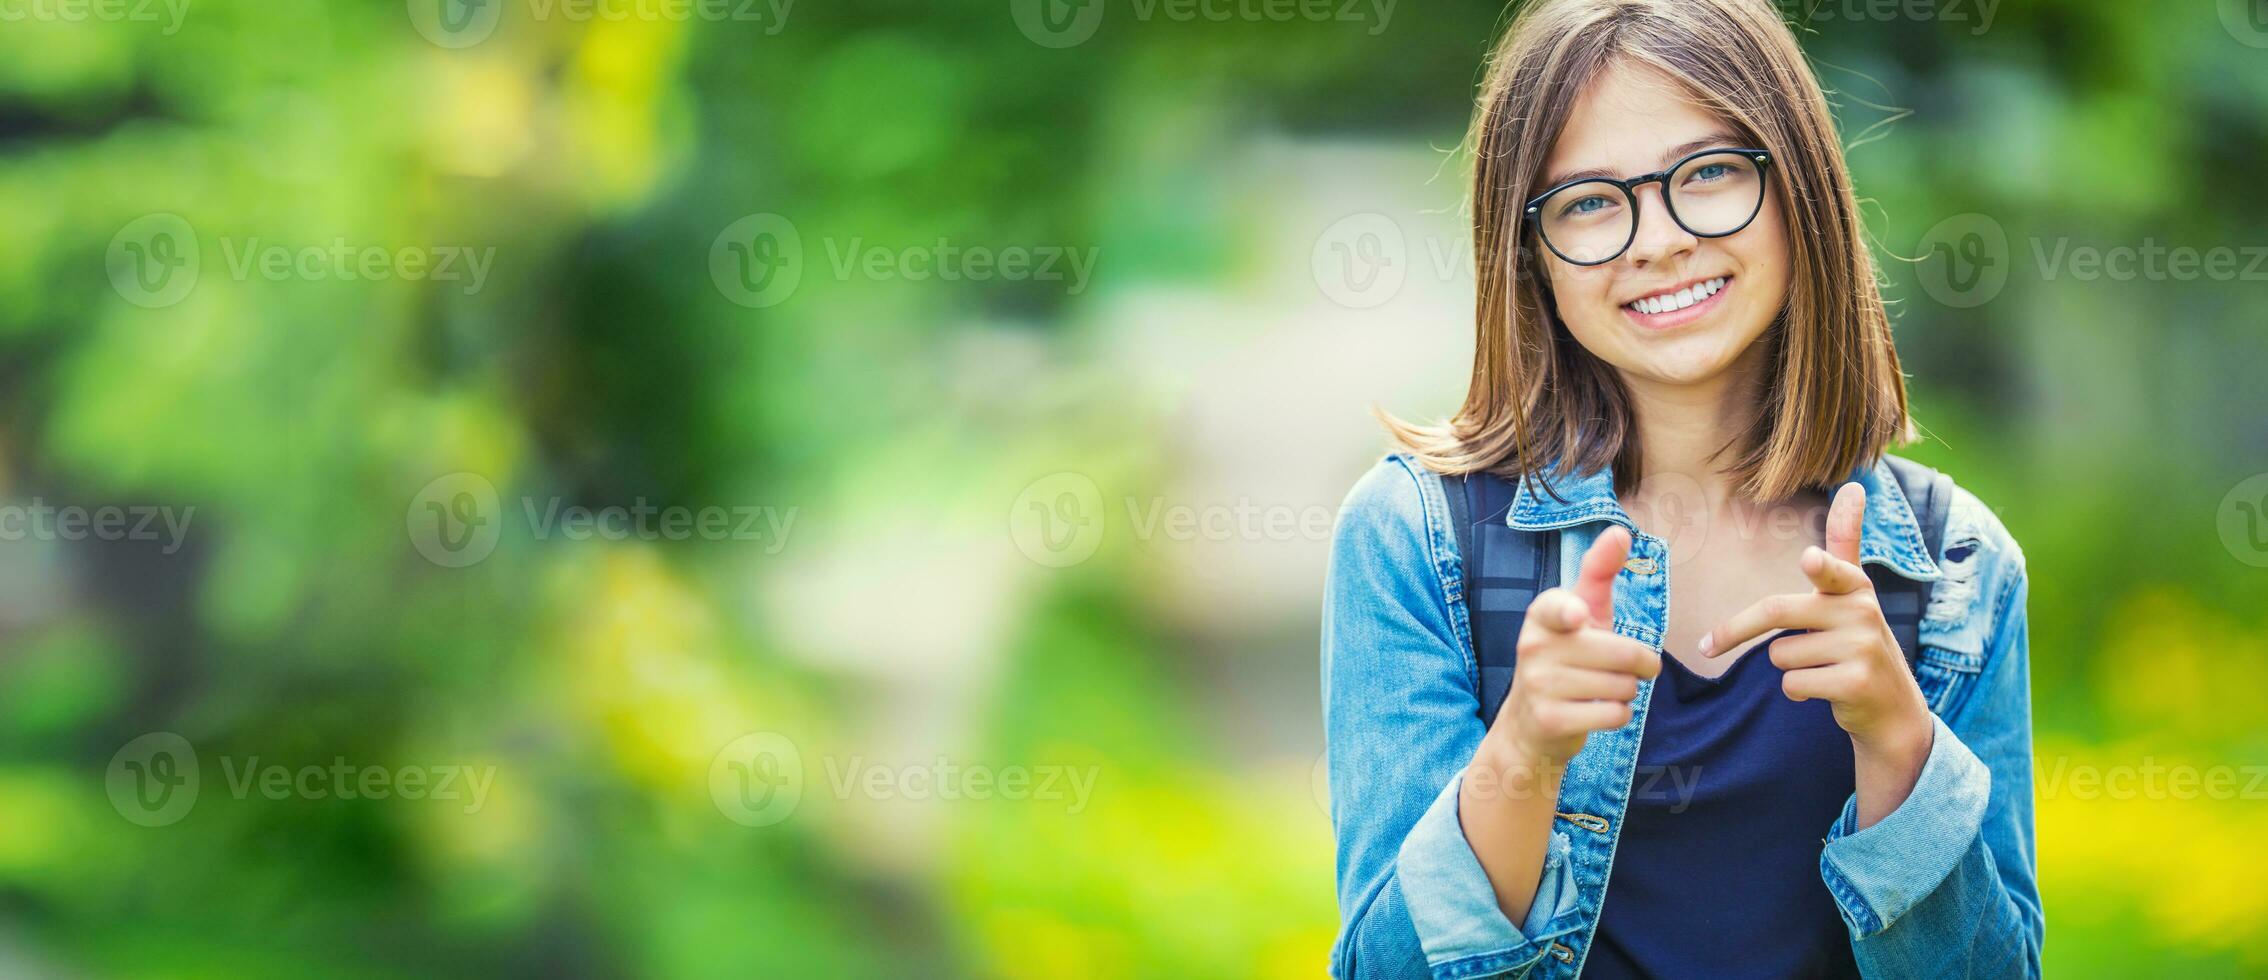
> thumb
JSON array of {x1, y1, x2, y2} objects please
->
[
  {"x1": 1571, "y1": 525, "x2": 1630, "y2": 630},
  {"x1": 1825, "y1": 482, "x2": 1865, "y2": 567}
]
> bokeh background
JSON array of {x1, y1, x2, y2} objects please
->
[{"x1": 2, "y1": 0, "x2": 2265, "y2": 976}]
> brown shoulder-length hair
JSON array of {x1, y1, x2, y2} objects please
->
[{"x1": 1386, "y1": 0, "x2": 1911, "y2": 501}]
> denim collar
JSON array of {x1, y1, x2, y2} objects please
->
[{"x1": 1499, "y1": 458, "x2": 1943, "y2": 582}]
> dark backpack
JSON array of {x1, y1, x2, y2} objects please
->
[{"x1": 1442, "y1": 457, "x2": 1953, "y2": 726}]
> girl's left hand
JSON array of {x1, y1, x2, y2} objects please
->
[{"x1": 1696, "y1": 483, "x2": 1933, "y2": 760}]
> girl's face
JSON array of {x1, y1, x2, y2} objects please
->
[{"x1": 1536, "y1": 61, "x2": 1790, "y2": 389}]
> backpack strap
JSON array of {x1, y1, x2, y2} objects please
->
[
  {"x1": 1442, "y1": 471, "x2": 1558, "y2": 727},
  {"x1": 1875, "y1": 456, "x2": 1955, "y2": 671}
]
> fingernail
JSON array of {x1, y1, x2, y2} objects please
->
[{"x1": 1697, "y1": 634, "x2": 1715, "y2": 658}]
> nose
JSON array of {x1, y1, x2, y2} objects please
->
[{"x1": 1624, "y1": 182, "x2": 1696, "y2": 267}]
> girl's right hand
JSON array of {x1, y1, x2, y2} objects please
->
[{"x1": 1492, "y1": 525, "x2": 1662, "y2": 768}]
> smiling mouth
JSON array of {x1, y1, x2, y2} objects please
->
[
  {"x1": 1623, "y1": 276, "x2": 1730, "y2": 316},
  {"x1": 1619, "y1": 275, "x2": 1734, "y2": 331}
]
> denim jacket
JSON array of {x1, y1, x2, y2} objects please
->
[{"x1": 1322, "y1": 454, "x2": 2042, "y2": 978}]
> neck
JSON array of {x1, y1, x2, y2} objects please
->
[{"x1": 1620, "y1": 350, "x2": 1767, "y2": 508}]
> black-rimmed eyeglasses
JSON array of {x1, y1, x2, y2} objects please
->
[{"x1": 1524, "y1": 147, "x2": 1774, "y2": 267}]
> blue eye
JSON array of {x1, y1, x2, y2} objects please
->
[
  {"x1": 1560, "y1": 194, "x2": 1614, "y2": 218},
  {"x1": 1692, "y1": 163, "x2": 1730, "y2": 182}
]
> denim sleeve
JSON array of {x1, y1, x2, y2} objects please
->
[
  {"x1": 1324, "y1": 457, "x2": 1583, "y2": 980},
  {"x1": 1819, "y1": 570, "x2": 2044, "y2": 978}
]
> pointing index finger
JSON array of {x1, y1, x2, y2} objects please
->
[
  {"x1": 1572, "y1": 526, "x2": 1630, "y2": 630},
  {"x1": 1699, "y1": 592, "x2": 1834, "y2": 658},
  {"x1": 1825, "y1": 482, "x2": 1865, "y2": 567},
  {"x1": 1801, "y1": 545, "x2": 1870, "y2": 595}
]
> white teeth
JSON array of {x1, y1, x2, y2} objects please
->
[{"x1": 1627, "y1": 277, "x2": 1727, "y2": 315}]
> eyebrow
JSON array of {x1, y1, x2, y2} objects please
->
[{"x1": 1540, "y1": 132, "x2": 1748, "y2": 189}]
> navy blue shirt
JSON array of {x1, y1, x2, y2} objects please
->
[{"x1": 1583, "y1": 631, "x2": 1861, "y2": 978}]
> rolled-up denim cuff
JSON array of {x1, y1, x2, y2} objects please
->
[
  {"x1": 1396, "y1": 770, "x2": 1581, "y2": 975},
  {"x1": 1820, "y1": 714, "x2": 1992, "y2": 936}
]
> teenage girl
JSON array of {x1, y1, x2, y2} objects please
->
[{"x1": 1322, "y1": 1, "x2": 2041, "y2": 976}]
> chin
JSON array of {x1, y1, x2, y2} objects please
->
[
  {"x1": 1599, "y1": 327, "x2": 1755, "y2": 386},
  {"x1": 1627, "y1": 355, "x2": 1742, "y2": 387}
]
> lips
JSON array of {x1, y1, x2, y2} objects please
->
[
  {"x1": 1618, "y1": 275, "x2": 1733, "y2": 331},
  {"x1": 1623, "y1": 276, "x2": 1729, "y2": 315}
]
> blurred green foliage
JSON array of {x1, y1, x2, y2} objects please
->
[{"x1": 0, "y1": 0, "x2": 2262, "y2": 977}]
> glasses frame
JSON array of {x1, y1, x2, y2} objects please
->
[{"x1": 1523, "y1": 147, "x2": 1775, "y2": 267}]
